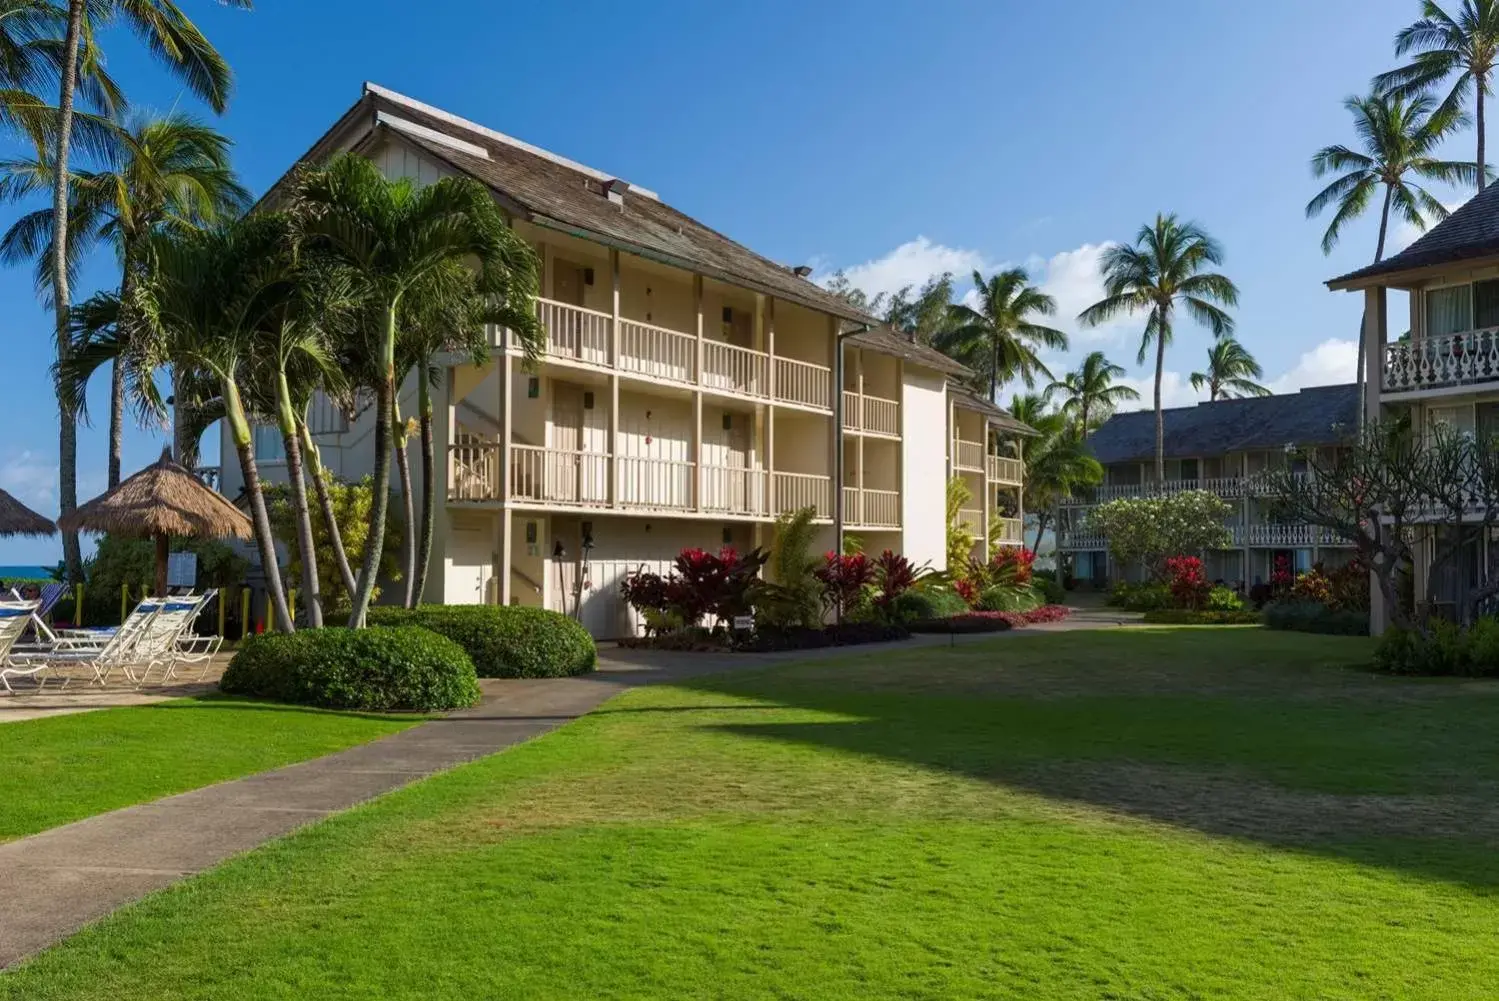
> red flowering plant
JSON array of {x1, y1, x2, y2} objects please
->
[
  {"x1": 1164, "y1": 555, "x2": 1210, "y2": 610},
  {"x1": 986, "y1": 547, "x2": 1036, "y2": 585},
  {"x1": 953, "y1": 577, "x2": 980, "y2": 607},
  {"x1": 1270, "y1": 553, "x2": 1295, "y2": 598},
  {"x1": 621, "y1": 546, "x2": 769, "y2": 634},
  {"x1": 814, "y1": 551, "x2": 874, "y2": 620}
]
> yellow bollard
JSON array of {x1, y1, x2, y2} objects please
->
[
  {"x1": 120, "y1": 583, "x2": 128, "y2": 624},
  {"x1": 218, "y1": 589, "x2": 228, "y2": 639},
  {"x1": 75, "y1": 582, "x2": 84, "y2": 626},
  {"x1": 240, "y1": 588, "x2": 251, "y2": 640},
  {"x1": 288, "y1": 589, "x2": 297, "y2": 631}
]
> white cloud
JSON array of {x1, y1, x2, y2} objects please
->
[
  {"x1": 818, "y1": 236, "x2": 992, "y2": 303},
  {"x1": 1266, "y1": 338, "x2": 1358, "y2": 395},
  {"x1": 0, "y1": 450, "x2": 57, "y2": 514},
  {"x1": 1028, "y1": 243, "x2": 1134, "y2": 345}
]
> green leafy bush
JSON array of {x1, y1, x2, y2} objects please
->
[
  {"x1": 1107, "y1": 582, "x2": 1173, "y2": 612},
  {"x1": 1141, "y1": 609, "x2": 1262, "y2": 625},
  {"x1": 1032, "y1": 571, "x2": 1067, "y2": 606},
  {"x1": 368, "y1": 605, "x2": 595, "y2": 678},
  {"x1": 1264, "y1": 601, "x2": 1368, "y2": 636},
  {"x1": 1373, "y1": 619, "x2": 1499, "y2": 677},
  {"x1": 894, "y1": 582, "x2": 970, "y2": 622},
  {"x1": 220, "y1": 626, "x2": 479, "y2": 711},
  {"x1": 1205, "y1": 586, "x2": 1246, "y2": 612},
  {"x1": 977, "y1": 583, "x2": 1042, "y2": 613}
]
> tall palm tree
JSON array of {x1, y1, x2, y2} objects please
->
[
  {"x1": 48, "y1": 0, "x2": 249, "y2": 579},
  {"x1": 1007, "y1": 393, "x2": 1102, "y2": 554},
  {"x1": 1306, "y1": 92, "x2": 1477, "y2": 422},
  {"x1": 1079, "y1": 214, "x2": 1239, "y2": 484},
  {"x1": 1190, "y1": 338, "x2": 1270, "y2": 400},
  {"x1": 935, "y1": 267, "x2": 1068, "y2": 398},
  {"x1": 291, "y1": 153, "x2": 543, "y2": 626},
  {"x1": 1045, "y1": 351, "x2": 1139, "y2": 439},
  {"x1": 1376, "y1": 0, "x2": 1499, "y2": 191},
  {"x1": 1, "y1": 113, "x2": 248, "y2": 486}
]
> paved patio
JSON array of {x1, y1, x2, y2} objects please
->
[{"x1": 0, "y1": 657, "x2": 228, "y2": 724}]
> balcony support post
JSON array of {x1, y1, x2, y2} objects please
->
[
  {"x1": 694, "y1": 275, "x2": 705, "y2": 513},
  {"x1": 1364, "y1": 285, "x2": 1390, "y2": 634},
  {"x1": 498, "y1": 507, "x2": 512, "y2": 606},
  {"x1": 767, "y1": 299, "x2": 776, "y2": 514},
  {"x1": 609, "y1": 250, "x2": 621, "y2": 508},
  {"x1": 500, "y1": 330, "x2": 513, "y2": 502}
]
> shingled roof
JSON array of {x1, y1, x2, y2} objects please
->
[
  {"x1": 1328, "y1": 186, "x2": 1492, "y2": 287},
  {"x1": 1085, "y1": 384, "x2": 1359, "y2": 465},
  {"x1": 950, "y1": 387, "x2": 1038, "y2": 437}
]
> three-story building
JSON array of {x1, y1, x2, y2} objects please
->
[{"x1": 219, "y1": 83, "x2": 1032, "y2": 637}]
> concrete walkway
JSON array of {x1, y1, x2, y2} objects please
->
[{"x1": 0, "y1": 621, "x2": 1135, "y2": 968}]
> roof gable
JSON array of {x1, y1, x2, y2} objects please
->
[{"x1": 1328, "y1": 186, "x2": 1494, "y2": 287}]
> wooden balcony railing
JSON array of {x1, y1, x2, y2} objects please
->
[
  {"x1": 703, "y1": 340, "x2": 770, "y2": 399},
  {"x1": 773, "y1": 472, "x2": 831, "y2": 518},
  {"x1": 956, "y1": 507, "x2": 985, "y2": 535},
  {"x1": 953, "y1": 439, "x2": 985, "y2": 472},
  {"x1": 987, "y1": 455, "x2": 1023, "y2": 484},
  {"x1": 842, "y1": 487, "x2": 899, "y2": 528},
  {"x1": 701, "y1": 465, "x2": 769, "y2": 517},
  {"x1": 775, "y1": 356, "x2": 831, "y2": 409},
  {"x1": 537, "y1": 299, "x2": 610, "y2": 365},
  {"x1": 840, "y1": 391, "x2": 900, "y2": 435},
  {"x1": 1384, "y1": 328, "x2": 1499, "y2": 393},
  {"x1": 616, "y1": 455, "x2": 695, "y2": 510},
  {"x1": 992, "y1": 516, "x2": 1024, "y2": 546},
  {"x1": 618, "y1": 317, "x2": 695, "y2": 383},
  {"x1": 509, "y1": 444, "x2": 609, "y2": 506}
]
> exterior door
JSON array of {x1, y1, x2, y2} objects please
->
[{"x1": 445, "y1": 528, "x2": 493, "y2": 605}]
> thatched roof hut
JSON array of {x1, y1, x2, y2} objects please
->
[
  {"x1": 0, "y1": 488, "x2": 54, "y2": 538},
  {"x1": 60, "y1": 450, "x2": 252, "y2": 595}
]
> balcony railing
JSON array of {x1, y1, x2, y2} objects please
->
[
  {"x1": 510, "y1": 444, "x2": 609, "y2": 506},
  {"x1": 616, "y1": 455, "x2": 695, "y2": 510},
  {"x1": 987, "y1": 455, "x2": 1023, "y2": 484},
  {"x1": 992, "y1": 517, "x2": 1024, "y2": 546},
  {"x1": 840, "y1": 392, "x2": 901, "y2": 436},
  {"x1": 1065, "y1": 477, "x2": 1249, "y2": 505},
  {"x1": 955, "y1": 507, "x2": 985, "y2": 535},
  {"x1": 193, "y1": 466, "x2": 221, "y2": 491},
  {"x1": 702, "y1": 464, "x2": 769, "y2": 517},
  {"x1": 841, "y1": 486, "x2": 900, "y2": 528},
  {"x1": 530, "y1": 298, "x2": 833, "y2": 410},
  {"x1": 773, "y1": 471, "x2": 831, "y2": 518},
  {"x1": 1384, "y1": 328, "x2": 1499, "y2": 393},
  {"x1": 953, "y1": 438, "x2": 985, "y2": 472},
  {"x1": 1059, "y1": 530, "x2": 1107, "y2": 550},
  {"x1": 1056, "y1": 521, "x2": 1357, "y2": 551}
]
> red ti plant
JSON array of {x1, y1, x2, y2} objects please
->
[
  {"x1": 814, "y1": 550, "x2": 874, "y2": 620},
  {"x1": 672, "y1": 546, "x2": 768, "y2": 626},
  {"x1": 872, "y1": 549, "x2": 919, "y2": 611},
  {"x1": 987, "y1": 547, "x2": 1036, "y2": 585},
  {"x1": 1164, "y1": 555, "x2": 1210, "y2": 610}
]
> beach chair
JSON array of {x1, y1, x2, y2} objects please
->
[
  {"x1": 127, "y1": 595, "x2": 213, "y2": 686},
  {"x1": 5, "y1": 599, "x2": 163, "y2": 689},
  {"x1": 8, "y1": 582, "x2": 67, "y2": 645},
  {"x1": 0, "y1": 600, "x2": 46, "y2": 692},
  {"x1": 168, "y1": 589, "x2": 223, "y2": 681}
]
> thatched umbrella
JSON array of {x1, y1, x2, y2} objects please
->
[
  {"x1": 59, "y1": 449, "x2": 252, "y2": 596},
  {"x1": 0, "y1": 488, "x2": 55, "y2": 538}
]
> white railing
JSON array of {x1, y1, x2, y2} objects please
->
[
  {"x1": 1246, "y1": 524, "x2": 1317, "y2": 547},
  {"x1": 859, "y1": 488, "x2": 900, "y2": 528},
  {"x1": 953, "y1": 439, "x2": 985, "y2": 471},
  {"x1": 449, "y1": 439, "x2": 501, "y2": 501},
  {"x1": 703, "y1": 340, "x2": 769, "y2": 398},
  {"x1": 1059, "y1": 531, "x2": 1107, "y2": 550},
  {"x1": 701, "y1": 465, "x2": 769, "y2": 516},
  {"x1": 775, "y1": 356, "x2": 831, "y2": 410},
  {"x1": 841, "y1": 485, "x2": 860, "y2": 525},
  {"x1": 306, "y1": 391, "x2": 348, "y2": 436},
  {"x1": 987, "y1": 455, "x2": 1024, "y2": 484},
  {"x1": 510, "y1": 444, "x2": 609, "y2": 506},
  {"x1": 773, "y1": 471, "x2": 831, "y2": 517},
  {"x1": 841, "y1": 391, "x2": 859, "y2": 430},
  {"x1": 840, "y1": 394, "x2": 900, "y2": 435},
  {"x1": 193, "y1": 466, "x2": 221, "y2": 491},
  {"x1": 956, "y1": 507, "x2": 985, "y2": 534},
  {"x1": 992, "y1": 516, "x2": 1024, "y2": 546},
  {"x1": 1065, "y1": 477, "x2": 1248, "y2": 505},
  {"x1": 537, "y1": 298, "x2": 610, "y2": 366},
  {"x1": 1384, "y1": 328, "x2": 1499, "y2": 393},
  {"x1": 618, "y1": 318, "x2": 695, "y2": 384},
  {"x1": 616, "y1": 455, "x2": 695, "y2": 510}
]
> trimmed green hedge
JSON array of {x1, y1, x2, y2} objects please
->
[
  {"x1": 1264, "y1": 601, "x2": 1368, "y2": 636},
  {"x1": 1141, "y1": 609, "x2": 1262, "y2": 626},
  {"x1": 368, "y1": 605, "x2": 596, "y2": 678},
  {"x1": 220, "y1": 626, "x2": 480, "y2": 711}
]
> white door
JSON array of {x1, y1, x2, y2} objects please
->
[{"x1": 445, "y1": 528, "x2": 493, "y2": 605}]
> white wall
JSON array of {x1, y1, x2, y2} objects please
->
[{"x1": 901, "y1": 368, "x2": 948, "y2": 570}]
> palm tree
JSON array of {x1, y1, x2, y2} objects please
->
[
  {"x1": 1307, "y1": 92, "x2": 1477, "y2": 422},
  {"x1": 291, "y1": 153, "x2": 543, "y2": 626},
  {"x1": 1190, "y1": 338, "x2": 1270, "y2": 400},
  {"x1": 1, "y1": 113, "x2": 248, "y2": 486},
  {"x1": 1376, "y1": 0, "x2": 1499, "y2": 191},
  {"x1": 935, "y1": 267, "x2": 1068, "y2": 398},
  {"x1": 1007, "y1": 393, "x2": 1102, "y2": 554},
  {"x1": 1045, "y1": 351, "x2": 1139, "y2": 439},
  {"x1": 1079, "y1": 214, "x2": 1239, "y2": 484},
  {"x1": 47, "y1": 0, "x2": 249, "y2": 579},
  {"x1": 71, "y1": 217, "x2": 294, "y2": 631}
]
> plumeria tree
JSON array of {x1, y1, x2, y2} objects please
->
[{"x1": 1086, "y1": 491, "x2": 1233, "y2": 581}]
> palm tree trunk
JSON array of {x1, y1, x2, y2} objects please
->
[
  {"x1": 1479, "y1": 79, "x2": 1487, "y2": 193},
  {"x1": 300, "y1": 419, "x2": 357, "y2": 604},
  {"x1": 1081, "y1": 401, "x2": 1089, "y2": 440},
  {"x1": 393, "y1": 399, "x2": 416, "y2": 608},
  {"x1": 53, "y1": 0, "x2": 84, "y2": 581},
  {"x1": 1032, "y1": 510, "x2": 1049, "y2": 556},
  {"x1": 413, "y1": 374, "x2": 436, "y2": 606},
  {"x1": 349, "y1": 307, "x2": 398, "y2": 627},
  {"x1": 989, "y1": 343, "x2": 999, "y2": 402},
  {"x1": 225, "y1": 380, "x2": 293, "y2": 633},
  {"x1": 1153, "y1": 325, "x2": 1166, "y2": 485},
  {"x1": 107, "y1": 357, "x2": 124, "y2": 489},
  {"x1": 277, "y1": 376, "x2": 321, "y2": 628}
]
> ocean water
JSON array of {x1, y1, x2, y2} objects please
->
[{"x1": 0, "y1": 565, "x2": 54, "y2": 580}]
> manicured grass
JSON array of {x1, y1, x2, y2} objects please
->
[
  {"x1": 8, "y1": 628, "x2": 1499, "y2": 998},
  {"x1": 0, "y1": 696, "x2": 425, "y2": 841}
]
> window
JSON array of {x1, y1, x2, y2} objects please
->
[
  {"x1": 253, "y1": 425, "x2": 285, "y2": 462},
  {"x1": 1476, "y1": 279, "x2": 1499, "y2": 329},
  {"x1": 1478, "y1": 403, "x2": 1499, "y2": 440},
  {"x1": 1426, "y1": 284, "x2": 1473, "y2": 337}
]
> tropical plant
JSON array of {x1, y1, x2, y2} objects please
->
[
  {"x1": 1306, "y1": 91, "x2": 1476, "y2": 419},
  {"x1": 47, "y1": 0, "x2": 249, "y2": 579},
  {"x1": 1189, "y1": 337, "x2": 1270, "y2": 400},
  {"x1": 936, "y1": 267, "x2": 1069, "y2": 397},
  {"x1": 263, "y1": 471, "x2": 399, "y2": 614},
  {"x1": 290, "y1": 152, "x2": 543, "y2": 626},
  {"x1": 945, "y1": 475, "x2": 976, "y2": 571},
  {"x1": 1009, "y1": 393, "x2": 1103, "y2": 553},
  {"x1": 764, "y1": 505, "x2": 821, "y2": 628},
  {"x1": 3, "y1": 113, "x2": 248, "y2": 486},
  {"x1": 1080, "y1": 214, "x2": 1239, "y2": 483},
  {"x1": 1376, "y1": 0, "x2": 1499, "y2": 191},
  {"x1": 1086, "y1": 491, "x2": 1234, "y2": 581},
  {"x1": 1045, "y1": 350, "x2": 1139, "y2": 437},
  {"x1": 813, "y1": 551, "x2": 873, "y2": 621}
]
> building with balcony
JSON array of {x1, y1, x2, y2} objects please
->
[
  {"x1": 1329, "y1": 183, "x2": 1499, "y2": 631},
  {"x1": 1056, "y1": 384, "x2": 1359, "y2": 586},
  {"x1": 219, "y1": 83, "x2": 1032, "y2": 637}
]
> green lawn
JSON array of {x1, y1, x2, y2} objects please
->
[
  {"x1": 8, "y1": 627, "x2": 1499, "y2": 998},
  {"x1": 0, "y1": 697, "x2": 425, "y2": 841}
]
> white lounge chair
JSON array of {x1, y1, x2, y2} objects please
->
[
  {"x1": 127, "y1": 595, "x2": 214, "y2": 686},
  {"x1": 0, "y1": 600, "x2": 47, "y2": 692},
  {"x1": 6, "y1": 599, "x2": 164, "y2": 689}
]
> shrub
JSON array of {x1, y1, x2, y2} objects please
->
[
  {"x1": 734, "y1": 622, "x2": 908, "y2": 652},
  {"x1": 220, "y1": 626, "x2": 479, "y2": 711},
  {"x1": 897, "y1": 582, "x2": 970, "y2": 621},
  {"x1": 908, "y1": 605, "x2": 1070, "y2": 634},
  {"x1": 1032, "y1": 570, "x2": 1067, "y2": 606},
  {"x1": 1107, "y1": 582, "x2": 1173, "y2": 612},
  {"x1": 1141, "y1": 609, "x2": 1261, "y2": 625},
  {"x1": 1205, "y1": 585, "x2": 1246, "y2": 612},
  {"x1": 1372, "y1": 620, "x2": 1499, "y2": 677},
  {"x1": 977, "y1": 583, "x2": 1042, "y2": 613},
  {"x1": 872, "y1": 550, "x2": 922, "y2": 615},
  {"x1": 763, "y1": 507, "x2": 822, "y2": 629},
  {"x1": 1264, "y1": 601, "x2": 1368, "y2": 636},
  {"x1": 368, "y1": 605, "x2": 595, "y2": 678},
  {"x1": 1165, "y1": 555, "x2": 1210, "y2": 610},
  {"x1": 814, "y1": 551, "x2": 875, "y2": 619}
]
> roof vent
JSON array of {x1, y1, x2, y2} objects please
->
[
  {"x1": 792, "y1": 265, "x2": 813, "y2": 278},
  {"x1": 603, "y1": 178, "x2": 630, "y2": 205}
]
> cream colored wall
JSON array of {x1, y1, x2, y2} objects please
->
[
  {"x1": 774, "y1": 410, "x2": 832, "y2": 476},
  {"x1": 774, "y1": 300, "x2": 832, "y2": 366},
  {"x1": 901, "y1": 368, "x2": 949, "y2": 570}
]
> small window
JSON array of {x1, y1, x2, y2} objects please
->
[
  {"x1": 1425, "y1": 284, "x2": 1473, "y2": 337},
  {"x1": 252, "y1": 425, "x2": 285, "y2": 462},
  {"x1": 1476, "y1": 280, "x2": 1499, "y2": 329}
]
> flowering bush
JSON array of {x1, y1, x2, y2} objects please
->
[
  {"x1": 620, "y1": 546, "x2": 769, "y2": 633},
  {"x1": 814, "y1": 551, "x2": 874, "y2": 619},
  {"x1": 986, "y1": 547, "x2": 1035, "y2": 585},
  {"x1": 953, "y1": 577, "x2": 979, "y2": 607},
  {"x1": 1165, "y1": 555, "x2": 1210, "y2": 610},
  {"x1": 1290, "y1": 567, "x2": 1333, "y2": 607}
]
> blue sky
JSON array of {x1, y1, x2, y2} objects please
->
[{"x1": 0, "y1": 0, "x2": 1460, "y2": 562}]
